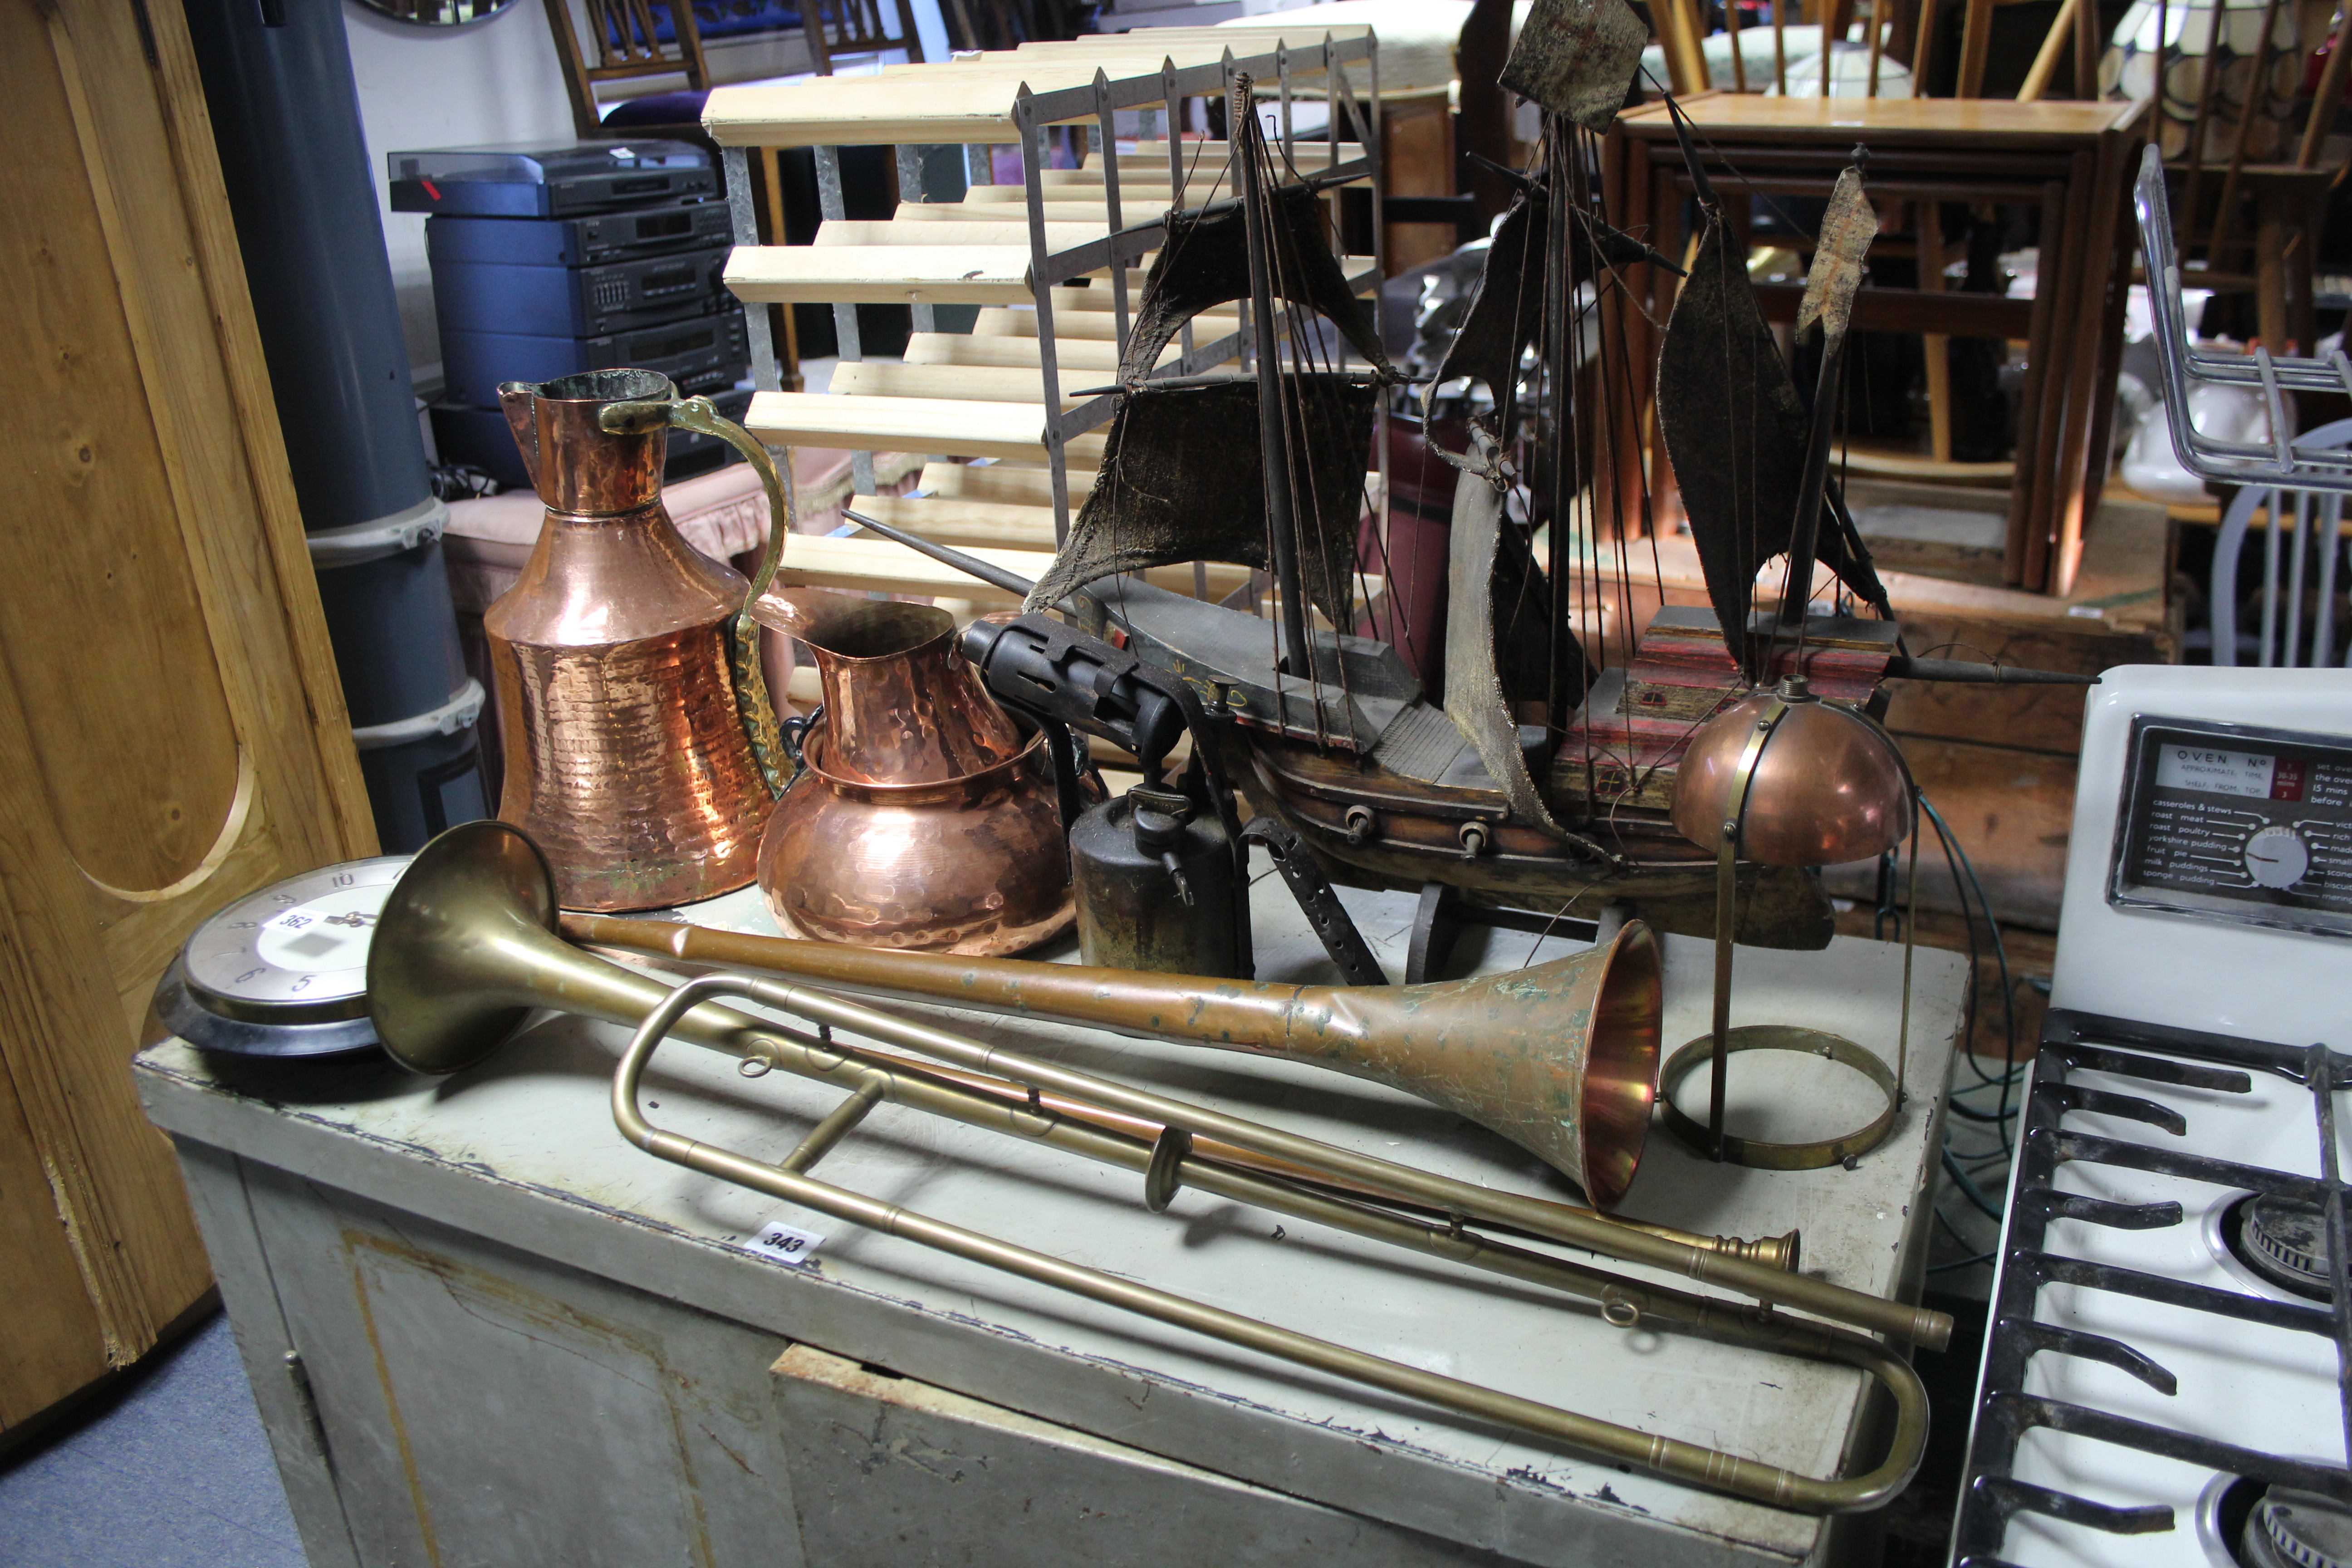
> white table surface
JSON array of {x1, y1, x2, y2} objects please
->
[{"x1": 138, "y1": 858, "x2": 1968, "y2": 1568}]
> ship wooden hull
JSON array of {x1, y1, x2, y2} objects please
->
[{"x1": 1229, "y1": 725, "x2": 1837, "y2": 950}]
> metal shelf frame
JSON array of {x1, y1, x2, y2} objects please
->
[{"x1": 713, "y1": 30, "x2": 1389, "y2": 550}]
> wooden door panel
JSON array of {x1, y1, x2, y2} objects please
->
[
  {"x1": 0, "y1": 0, "x2": 379, "y2": 1431},
  {"x1": 0, "y1": 0, "x2": 245, "y2": 897},
  {"x1": 0, "y1": 1045, "x2": 108, "y2": 1433},
  {"x1": 59, "y1": 0, "x2": 374, "y2": 1014}
]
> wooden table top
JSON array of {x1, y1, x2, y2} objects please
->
[{"x1": 1617, "y1": 92, "x2": 2149, "y2": 148}]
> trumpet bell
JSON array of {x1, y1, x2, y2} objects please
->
[
  {"x1": 369, "y1": 819, "x2": 566, "y2": 1075},
  {"x1": 1380, "y1": 921, "x2": 1662, "y2": 1206}
]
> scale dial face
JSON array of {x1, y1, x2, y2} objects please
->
[
  {"x1": 159, "y1": 857, "x2": 413, "y2": 1057},
  {"x1": 183, "y1": 858, "x2": 410, "y2": 1022}
]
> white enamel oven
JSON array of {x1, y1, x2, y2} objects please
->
[{"x1": 1950, "y1": 666, "x2": 2352, "y2": 1568}]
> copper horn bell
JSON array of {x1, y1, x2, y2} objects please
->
[
  {"x1": 749, "y1": 591, "x2": 1075, "y2": 956},
  {"x1": 486, "y1": 371, "x2": 790, "y2": 912},
  {"x1": 564, "y1": 892, "x2": 1665, "y2": 1209}
]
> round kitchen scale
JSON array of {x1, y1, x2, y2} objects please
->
[{"x1": 152, "y1": 856, "x2": 414, "y2": 1059}]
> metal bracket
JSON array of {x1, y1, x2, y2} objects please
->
[
  {"x1": 350, "y1": 678, "x2": 484, "y2": 752},
  {"x1": 1657, "y1": 1025, "x2": 1901, "y2": 1171},
  {"x1": 1239, "y1": 816, "x2": 1385, "y2": 985},
  {"x1": 1144, "y1": 1126, "x2": 1191, "y2": 1213},
  {"x1": 305, "y1": 495, "x2": 447, "y2": 569},
  {"x1": 1406, "y1": 881, "x2": 1465, "y2": 985}
]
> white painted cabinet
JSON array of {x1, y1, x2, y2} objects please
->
[{"x1": 139, "y1": 888, "x2": 1965, "y2": 1568}]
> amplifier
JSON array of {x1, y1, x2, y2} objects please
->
[
  {"x1": 431, "y1": 243, "x2": 730, "y2": 338},
  {"x1": 438, "y1": 309, "x2": 750, "y2": 410},
  {"x1": 425, "y1": 203, "x2": 735, "y2": 268},
  {"x1": 432, "y1": 386, "x2": 755, "y2": 493}
]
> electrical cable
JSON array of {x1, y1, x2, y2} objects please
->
[
  {"x1": 1922, "y1": 789, "x2": 2024, "y2": 1111},
  {"x1": 1942, "y1": 1146, "x2": 2006, "y2": 1220},
  {"x1": 1921, "y1": 794, "x2": 2023, "y2": 1172},
  {"x1": 1927, "y1": 1250, "x2": 2000, "y2": 1274},
  {"x1": 1927, "y1": 1205, "x2": 1999, "y2": 1272},
  {"x1": 1905, "y1": 789, "x2": 2028, "y2": 1276},
  {"x1": 1921, "y1": 792, "x2": 2018, "y2": 1078}
]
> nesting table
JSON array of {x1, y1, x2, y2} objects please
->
[{"x1": 1608, "y1": 93, "x2": 2151, "y2": 596}]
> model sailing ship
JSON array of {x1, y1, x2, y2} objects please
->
[{"x1": 866, "y1": 0, "x2": 2082, "y2": 954}]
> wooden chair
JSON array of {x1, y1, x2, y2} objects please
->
[
  {"x1": 804, "y1": 0, "x2": 926, "y2": 75},
  {"x1": 542, "y1": 0, "x2": 928, "y2": 142},
  {"x1": 541, "y1": 0, "x2": 714, "y2": 141},
  {"x1": 941, "y1": 0, "x2": 1068, "y2": 54},
  {"x1": 1653, "y1": 0, "x2": 1913, "y2": 98},
  {"x1": 2176, "y1": 26, "x2": 2348, "y2": 358}
]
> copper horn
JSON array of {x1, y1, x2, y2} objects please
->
[
  {"x1": 363, "y1": 821, "x2": 1945, "y2": 1513},
  {"x1": 564, "y1": 884, "x2": 1663, "y2": 1210}
]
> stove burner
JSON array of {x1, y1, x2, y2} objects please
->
[
  {"x1": 2245, "y1": 1489, "x2": 2352, "y2": 1568},
  {"x1": 2231, "y1": 1196, "x2": 2336, "y2": 1303}
]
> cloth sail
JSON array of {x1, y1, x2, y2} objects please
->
[
  {"x1": 1656, "y1": 211, "x2": 1882, "y2": 674},
  {"x1": 1116, "y1": 182, "x2": 1391, "y2": 383},
  {"x1": 1024, "y1": 377, "x2": 1376, "y2": 627},
  {"x1": 1029, "y1": 172, "x2": 1392, "y2": 622},
  {"x1": 1441, "y1": 448, "x2": 1577, "y2": 841}
]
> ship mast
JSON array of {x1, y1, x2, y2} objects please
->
[
  {"x1": 1541, "y1": 114, "x2": 1578, "y2": 736},
  {"x1": 1231, "y1": 75, "x2": 1315, "y2": 685}
]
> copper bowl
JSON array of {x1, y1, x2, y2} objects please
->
[
  {"x1": 1671, "y1": 686, "x2": 1914, "y2": 867},
  {"x1": 757, "y1": 716, "x2": 1075, "y2": 956}
]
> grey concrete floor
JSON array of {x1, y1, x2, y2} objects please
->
[{"x1": 0, "y1": 1312, "x2": 306, "y2": 1568}]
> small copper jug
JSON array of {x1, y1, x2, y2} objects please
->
[
  {"x1": 753, "y1": 592, "x2": 1074, "y2": 955},
  {"x1": 487, "y1": 369, "x2": 787, "y2": 911}
]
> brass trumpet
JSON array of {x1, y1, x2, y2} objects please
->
[
  {"x1": 894, "y1": 1059, "x2": 1802, "y2": 1271},
  {"x1": 367, "y1": 821, "x2": 1945, "y2": 1512},
  {"x1": 565, "y1": 889, "x2": 1664, "y2": 1208}
]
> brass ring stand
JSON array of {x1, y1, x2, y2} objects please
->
[
  {"x1": 1671, "y1": 677, "x2": 1918, "y2": 1169},
  {"x1": 1659, "y1": 1025, "x2": 1901, "y2": 1170}
]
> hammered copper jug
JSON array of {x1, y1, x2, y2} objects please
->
[
  {"x1": 486, "y1": 370, "x2": 789, "y2": 911},
  {"x1": 751, "y1": 593, "x2": 1074, "y2": 955}
]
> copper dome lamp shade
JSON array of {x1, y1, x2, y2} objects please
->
[{"x1": 1666, "y1": 676, "x2": 1917, "y2": 1168}]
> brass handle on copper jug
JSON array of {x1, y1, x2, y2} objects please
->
[{"x1": 598, "y1": 395, "x2": 794, "y2": 796}]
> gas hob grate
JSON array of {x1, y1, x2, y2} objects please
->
[{"x1": 1951, "y1": 1009, "x2": 2352, "y2": 1565}]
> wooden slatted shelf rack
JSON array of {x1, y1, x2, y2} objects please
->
[{"x1": 700, "y1": 27, "x2": 1391, "y2": 592}]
